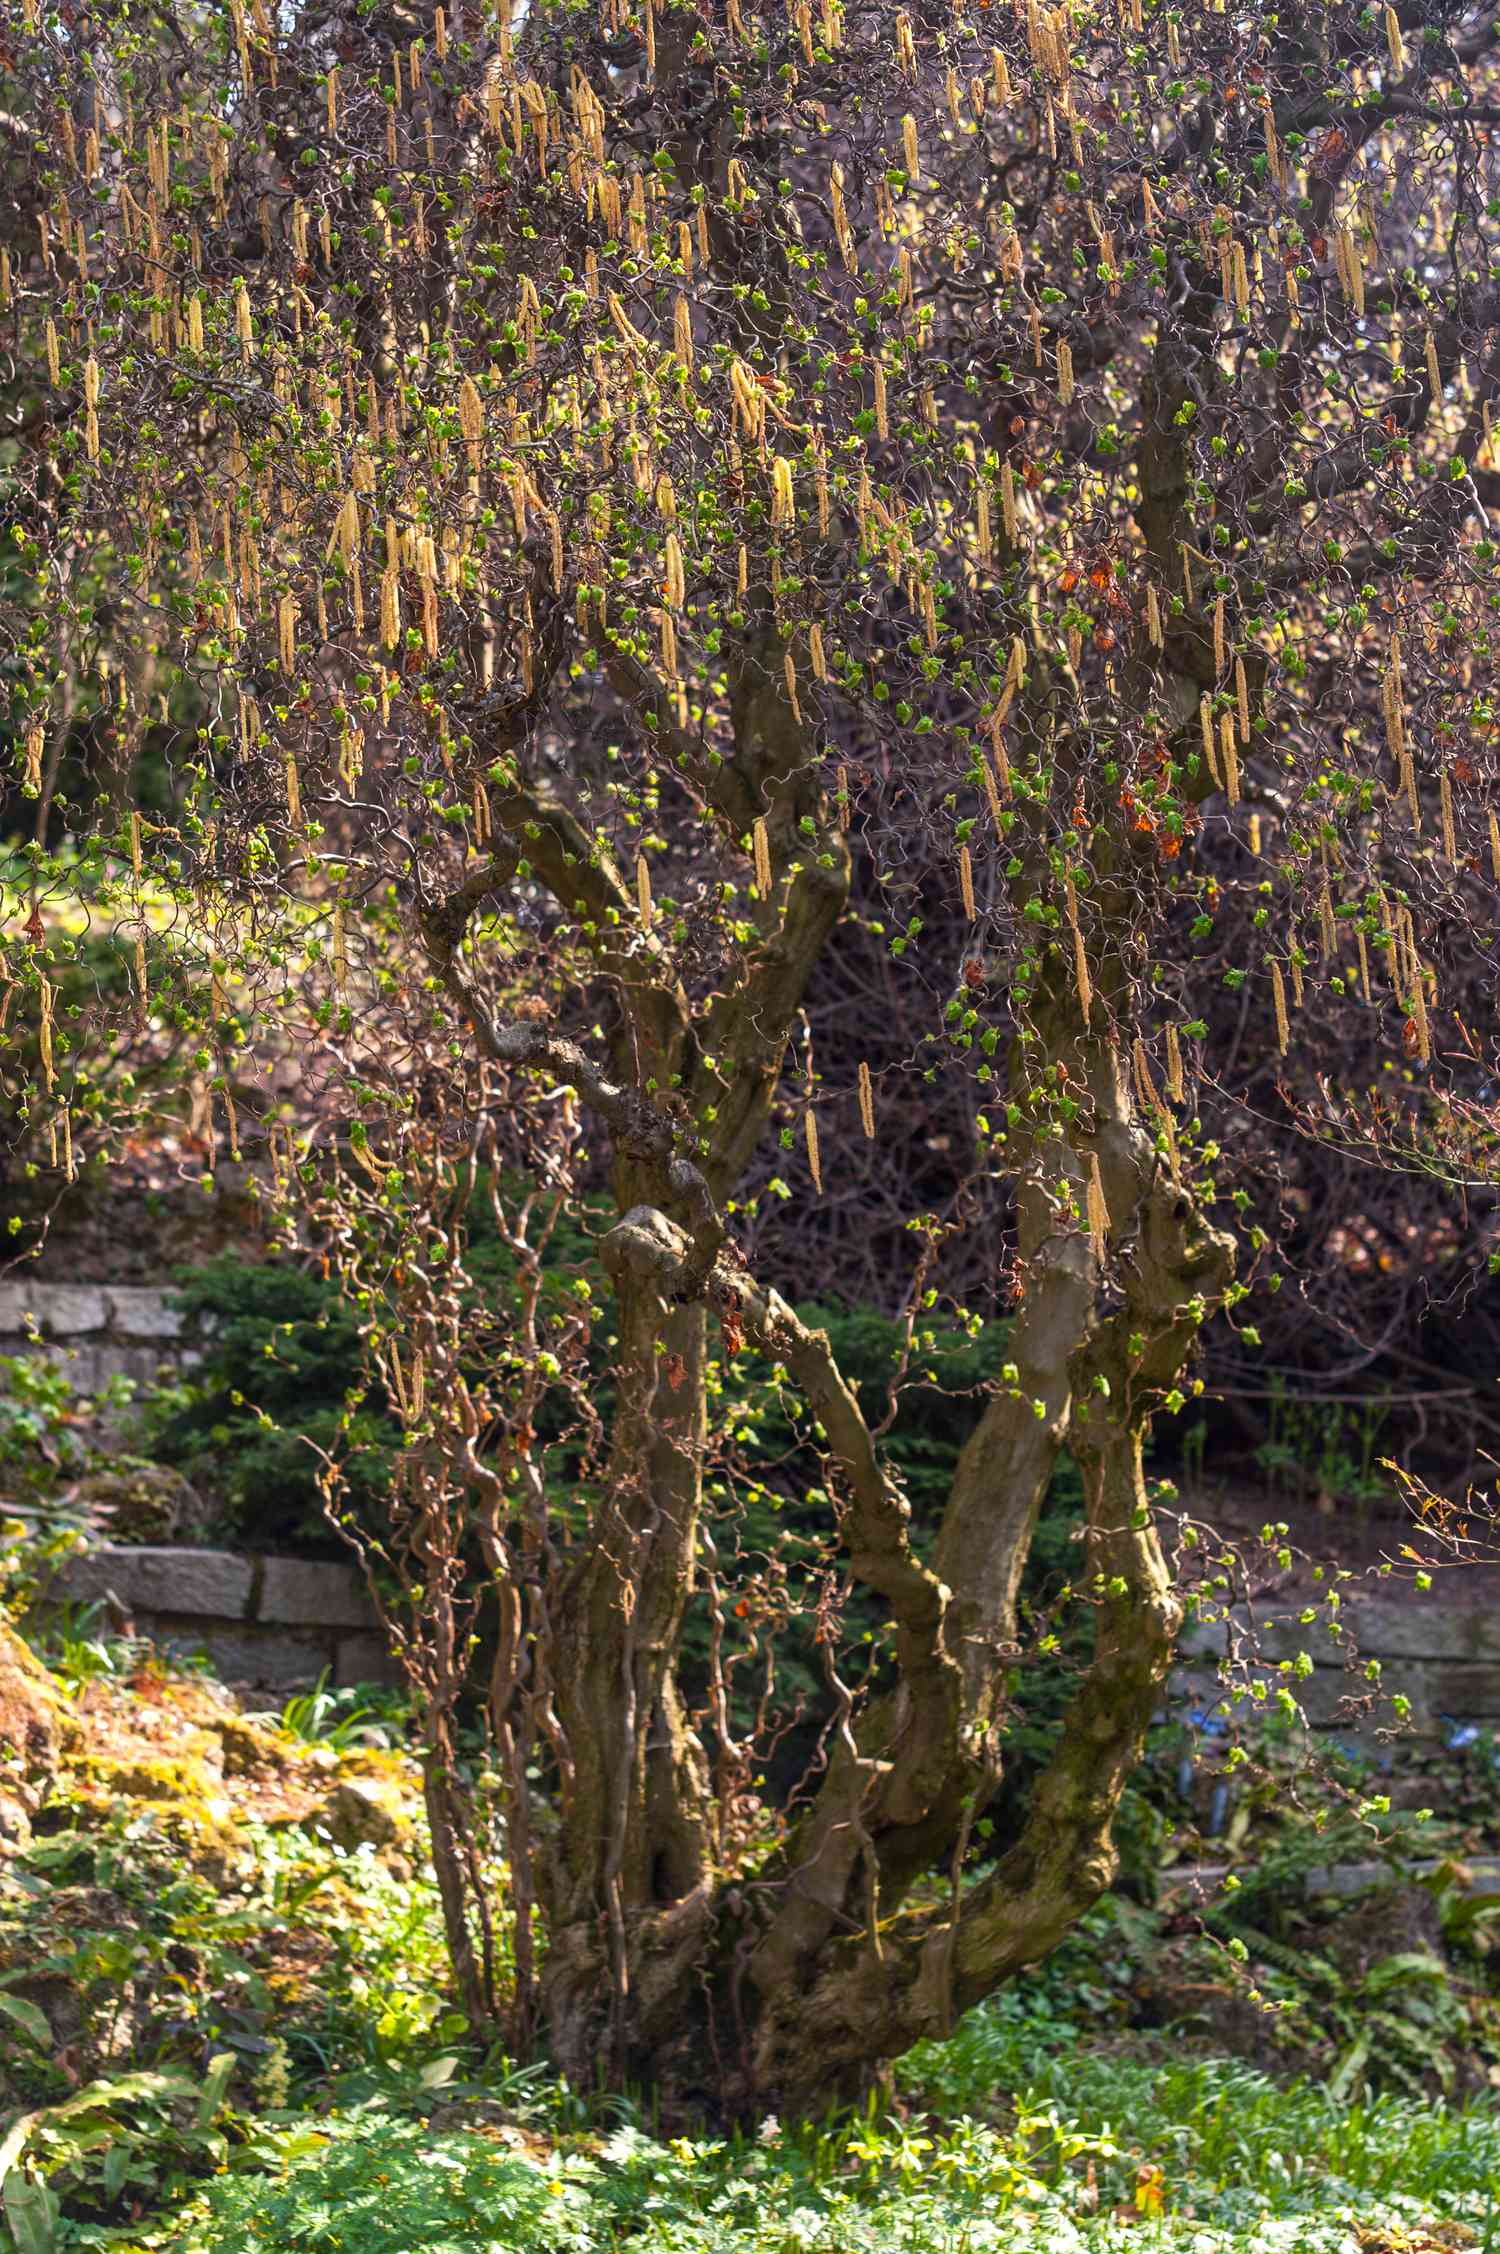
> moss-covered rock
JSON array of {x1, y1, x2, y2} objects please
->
[
  {"x1": 0, "y1": 1618, "x2": 72, "y2": 1845},
  {"x1": 317, "y1": 1773, "x2": 412, "y2": 1852}
]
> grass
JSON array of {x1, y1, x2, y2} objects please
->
[
  {"x1": 41, "y1": 2002, "x2": 1500, "y2": 2252},
  {"x1": 8, "y1": 1641, "x2": 1500, "y2": 2254},
  {"x1": 904, "y1": 2015, "x2": 1500, "y2": 2223}
]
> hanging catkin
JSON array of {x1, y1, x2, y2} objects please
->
[
  {"x1": 752, "y1": 817, "x2": 771, "y2": 895},
  {"x1": 1056, "y1": 337, "x2": 1074, "y2": 406},
  {"x1": 636, "y1": 854, "x2": 653, "y2": 928},
  {"x1": 1086, "y1": 1152, "x2": 1110, "y2": 1261},
  {"x1": 1489, "y1": 808, "x2": 1500, "y2": 879},
  {"x1": 1000, "y1": 459, "x2": 1018, "y2": 546},
  {"x1": 1165, "y1": 1024, "x2": 1184, "y2": 1103},
  {"x1": 805, "y1": 1108, "x2": 822, "y2": 1192},
  {"x1": 1410, "y1": 958, "x2": 1431, "y2": 1063},
  {"x1": 1270, "y1": 961, "x2": 1289, "y2": 1053},
  {"x1": 1199, "y1": 696, "x2": 1222, "y2": 787},
  {"x1": 37, "y1": 978, "x2": 54, "y2": 1090},
  {"x1": 858, "y1": 1061, "x2": 875, "y2": 1139},
  {"x1": 959, "y1": 845, "x2": 975, "y2": 919},
  {"x1": 1065, "y1": 875, "x2": 1092, "y2": 1025},
  {"x1": 1440, "y1": 768, "x2": 1456, "y2": 859}
]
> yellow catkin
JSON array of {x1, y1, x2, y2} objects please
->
[
  {"x1": 959, "y1": 845, "x2": 975, "y2": 919},
  {"x1": 664, "y1": 531, "x2": 685, "y2": 609},
  {"x1": 805, "y1": 1108, "x2": 822, "y2": 1192},
  {"x1": 38, "y1": 979, "x2": 53, "y2": 1090},
  {"x1": 1440, "y1": 768, "x2": 1456, "y2": 859},
  {"x1": 858, "y1": 1061, "x2": 875, "y2": 1139},
  {"x1": 1133, "y1": 1036, "x2": 1163, "y2": 1118},
  {"x1": 1000, "y1": 459, "x2": 1018, "y2": 546},
  {"x1": 1270, "y1": 961, "x2": 1289, "y2": 1052},
  {"x1": 1384, "y1": 3, "x2": 1405, "y2": 68},
  {"x1": 1489, "y1": 808, "x2": 1500, "y2": 879},
  {"x1": 380, "y1": 569, "x2": 401, "y2": 650},
  {"x1": 1356, "y1": 929, "x2": 1371, "y2": 1001},
  {"x1": 1290, "y1": 955, "x2": 1305, "y2": 1009},
  {"x1": 1146, "y1": 585, "x2": 1163, "y2": 648},
  {"x1": 753, "y1": 817, "x2": 771, "y2": 895},
  {"x1": 1064, "y1": 879, "x2": 1090, "y2": 1024},
  {"x1": 1248, "y1": 813, "x2": 1261, "y2": 856},
  {"x1": 1411, "y1": 960, "x2": 1431, "y2": 1063},
  {"x1": 1165, "y1": 1025, "x2": 1184, "y2": 1103},
  {"x1": 1199, "y1": 696, "x2": 1222, "y2": 787},
  {"x1": 1056, "y1": 337, "x2": 1074, "y2": 406},
  {"x1": 1220, "y1": 712, "x2": 1240, "y2": 803},
  {"x1": 636, "y1": 854, "x2": 653, "y2": 928},
  {"x1": 1086, "y1": 1152, "x2": 1110, "y2": 1262},
  {"x1": 1072, "y1": 926, "x2": 1093, "y2": 1025}
]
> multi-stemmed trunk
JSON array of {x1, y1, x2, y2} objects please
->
[{"x1": 512, "y1": 1002, "x2": 1233, "y2": 2119}]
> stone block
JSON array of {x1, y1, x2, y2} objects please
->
[
  {"x1": 1425, "y1": 1663, "x2": 1500, "y2": 1721},
  {"x1": 45, "y1": 1545, "x2": 254, "y2": 1621},
  {"x1": 1182, "y1": 1597, "x2": 1500, "y2": 1673},
  {"x1": 104, "y1": 1288, "x2": 182, "y2": 1341},
  {"x1": 26, "y1": 1286, "x2": 108, "y2": 1337},
  {"x1": 150, "y1": 1621, "x2": 333, "y2": 1688},
  {"x1": 258, "y1": 1557, "x2": 375, "y2": 1630},
  {"x1": 335, "y1": 1631, "x2": 399, "y2": 1687}
]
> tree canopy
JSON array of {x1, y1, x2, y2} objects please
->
[{"x1": 4, "y1": 0, "x2": 1499, "y2": 2119}]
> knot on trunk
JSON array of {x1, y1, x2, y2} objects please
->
[{"x1": 601, "y1": 1204, "x2": 693, "y2": 1291}]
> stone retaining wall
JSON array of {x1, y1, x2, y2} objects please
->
[
  {"x1": 1178, "y1": 1594, "x2": 1500, "y2": 1733},
  {"x1": 31, "y1": 1543, "x2": 396, "y2": 1688},
  {"x1": 0, "y1": 1279, "x2": 197, "y2": 1404}
]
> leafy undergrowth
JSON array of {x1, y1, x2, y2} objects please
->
[
  {"x1": 41, "y1": 2044, "x2": 1500, "y2": 2254},
  {"x1": 4, "y1": 1631, "x2": 1500, "y2": 2253}
]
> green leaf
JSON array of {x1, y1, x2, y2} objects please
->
[
  {"x1": 2, "y1": 2169, "x2": 55, "y2": 2254},
  {"x1": 0, "y1": 2116, "x2": 39, "y2": 2190},
  {"x1": 196, "y1": 2052, "x2": 238, "y2": 2130},
  {"x1": 0, "y1": 1996, "x2": 51, "y2": 2051}
]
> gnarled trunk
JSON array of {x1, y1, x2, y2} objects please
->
[{"x1": 526, "y1": 1013, "x2": 1232, "y2": 2121}]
